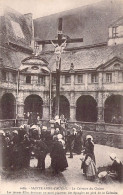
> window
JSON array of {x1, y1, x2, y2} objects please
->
[
  {"x1": 2, "y1": 71, "x2": 6, "y2": 81},
  {"x1": 112, "y1": 27, "x2": 118, "y2": 38},
  {"x1": 12, "y1": 73, "x2": 16, "y2": 83},
  {"x1": 91, "y1": 73, "x2": 98, "y2": 83},
  {"x1": 52, "y1": 75, "x2": 56, "y2": 85},
  {"x1": 38, "y1": 75, "x2": 45, "y2": 85},
  {"x1": 77, "y1": 74, "x2": 83, "y2": 83},
  {"x1": 106, "y1": 73, "x2": 112, "y2": 83},
  {"x1": 26, "y1": 75, "x2": 31, "y2": 84},
  {"x1": 65, "y1": 75, "x2": 71, "y2": 84}
]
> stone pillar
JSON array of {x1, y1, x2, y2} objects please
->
[
  {"x1": 70, "y1": 105, "x2": 76, "y2": 121},
  {"x1": 97, "y1": 106, "x2": 104, "y2": 122},
  {"x1": 97, "y1": 92, "x2": 104, "y2": 122},
  {"x1": 70, "y1": 91, "x2": 76, "y2": 121},
  {"x1": 42, "y1": 104, "x2": 50, "y2": 120},
  {"x1": 17, "y1": 103, "x2": 24, "y2": 119}
]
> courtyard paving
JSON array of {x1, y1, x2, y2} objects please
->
[{"x1": 0, "y1": 144, "x2": 123, "y2": 195}]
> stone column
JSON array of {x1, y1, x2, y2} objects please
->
[
  {"x1": 17, "y1": 103, "x2": 24, "y2": 119},
  {"x1": 70, "y1": 105, "x2": 76, "y2": 121},
  {"x1": 42, "y1": 104, "x2": 50, "y2": 120},
  {"x1": 97, "y1": 92, "x2": 104, "y2": 122},
  {"x1": 69, "y1": 91, "x2": 76, "y2": 121},
  {"x1": 97, "y1": 106, "x2": 104, "y2": 122}
]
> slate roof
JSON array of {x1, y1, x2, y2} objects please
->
[
  {"x1": 39, "y1": 44, "x2": 123, "y2": 72},
  {"x1": 110, "y1": 16, "x2": 123, "y2": 27},
  {"x1": 0, "y1": 6, "x2": 33, "y2": 50},
  {"x1": 0, "y1": 7, "x2": 33, "y2": 70},
  {"x1": 34, "y1": 0, "x2": 123, "y2": 51},
  {"x1": 0, "y1": 47, "x2": 29, "y2": 70}
]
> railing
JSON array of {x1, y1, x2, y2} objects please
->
[
  {"x1": 67, "y1": 121, "x2": 123, "y2": 134},
  {"x1": 0, "y1": 119, "x2": 123, "y2": 148},
  {"x1": 0, "y1": 119, "x2": 123, "y2": 134}
]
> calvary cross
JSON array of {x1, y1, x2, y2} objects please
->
[{"x1": 36, "y1": 18, "x2": 83, "y2": 117}]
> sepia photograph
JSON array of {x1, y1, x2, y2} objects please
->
[{"x1": 0, "y1": 0, "x2": 123, "y2": 194}]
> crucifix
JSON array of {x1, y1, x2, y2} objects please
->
[{"x1": 36, "y1": 18, "x2": 83, "y2": 117}]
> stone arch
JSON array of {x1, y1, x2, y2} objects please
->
[
  {"x1": 24, "y1": 94, "x2": 43, "y2": 119},
  {"x1": 76, "y1": 95, "x2": 97, "y2": 122},
  {"x1": 1, "y1": 93, "x2": 16, "y2": 119},
  {"x1": 104, "y1": 95, "x2": 123, "y2": 123},
  {"x1": 52, "y1": 95, "x2": 70, "y2": 119}
]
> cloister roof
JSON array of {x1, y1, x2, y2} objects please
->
[
  {"x1": 40, "y1": 44, "x2": 123, "y2": 72},
  {"x1": 34, "y1": 0, "x2": 123, "y2": 51}
]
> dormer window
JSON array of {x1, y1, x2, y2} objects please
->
[{"x1": 112, "y1": 27, "x2": 118, "y2": 38}]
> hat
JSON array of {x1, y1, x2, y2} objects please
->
[
  {"x1": 98, "y1": 171, "x2": 107, "y2": 178},
  {"x1": 55, "y1": 115, "x2": 59, "y2": 120},
  {"x1": 31, "y1": 125, "x2": 38, "y2": 130},
  {"x1": 13, "y1": 130, "x2": 18, "y2": 134},
  {"x1": 86, "y1": 135, "x2": 93, "y2": 140},
  {"x1": 57, "y1": 134, "x2": 63, "y2": 139},
  {"x1": 20, "y1": 125, "x2": 24, "y2": 129},
  {"x1": 42, "y1": 126, "x2": 47, "y2": 130},
  {"x1": 109, "y1": 153, "x2": 116, "y2": 160},
  {"x1": 59, "y1": 139, "x2": 65, "y2": 145},
  {"x1": 53, "y1": 135, "x2": 58, "y2": 141},
  {"x1": 0, "y1": 130, "x2": 5, "y2": 136}
]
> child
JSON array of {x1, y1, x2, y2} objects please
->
[{"x1": 85, "y1": 153, "x2": 97, "y2": 181}]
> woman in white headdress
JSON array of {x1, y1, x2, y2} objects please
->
[{"x1": 108, "y1": 153, "x2": 123, "y2": 182}]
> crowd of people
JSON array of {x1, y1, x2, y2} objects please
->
[{"x1": 0, "y1": 115, "x2": 123, "y2": 183}]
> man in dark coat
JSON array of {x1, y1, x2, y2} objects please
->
[
  {"x1": 34, "y1": 139, "x2": 48, "y2": 171},
  {"x1": 65, "y1": 130, "x2": 75, "y2": 158},
  {"x1": 22, "y1": 134, "x2": 31, "y2": 168},
  {"x1": 11, "y1": 130, "x2": 20, "y2": 169},
  {"x1": 73, "y1": 130, "x2": 83, "y2": 154}
]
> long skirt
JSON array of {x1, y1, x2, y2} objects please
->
[{"x1": 51, "y1": 151, "x2": 68, "y2": 173}]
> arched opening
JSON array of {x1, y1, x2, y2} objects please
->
[
  {"x1": 52, "y1": 95, "x2": 70, "y2": 119},
  {"x1": 76, "y1": 95, "x2": 97, "y2": 122},
  {"x1": 104, "y1": 95, "x2": 123, "y2": 123},
  {"x1": 1, "y1": 93, "x2": 16, "y2": 119},
  {"x1": 24, "y1": 95, "x2": 43, "y2": 119}
]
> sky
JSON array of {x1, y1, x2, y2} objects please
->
[{"x1": 0, "y1": 0, "x2": 102, "y2": 19}]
